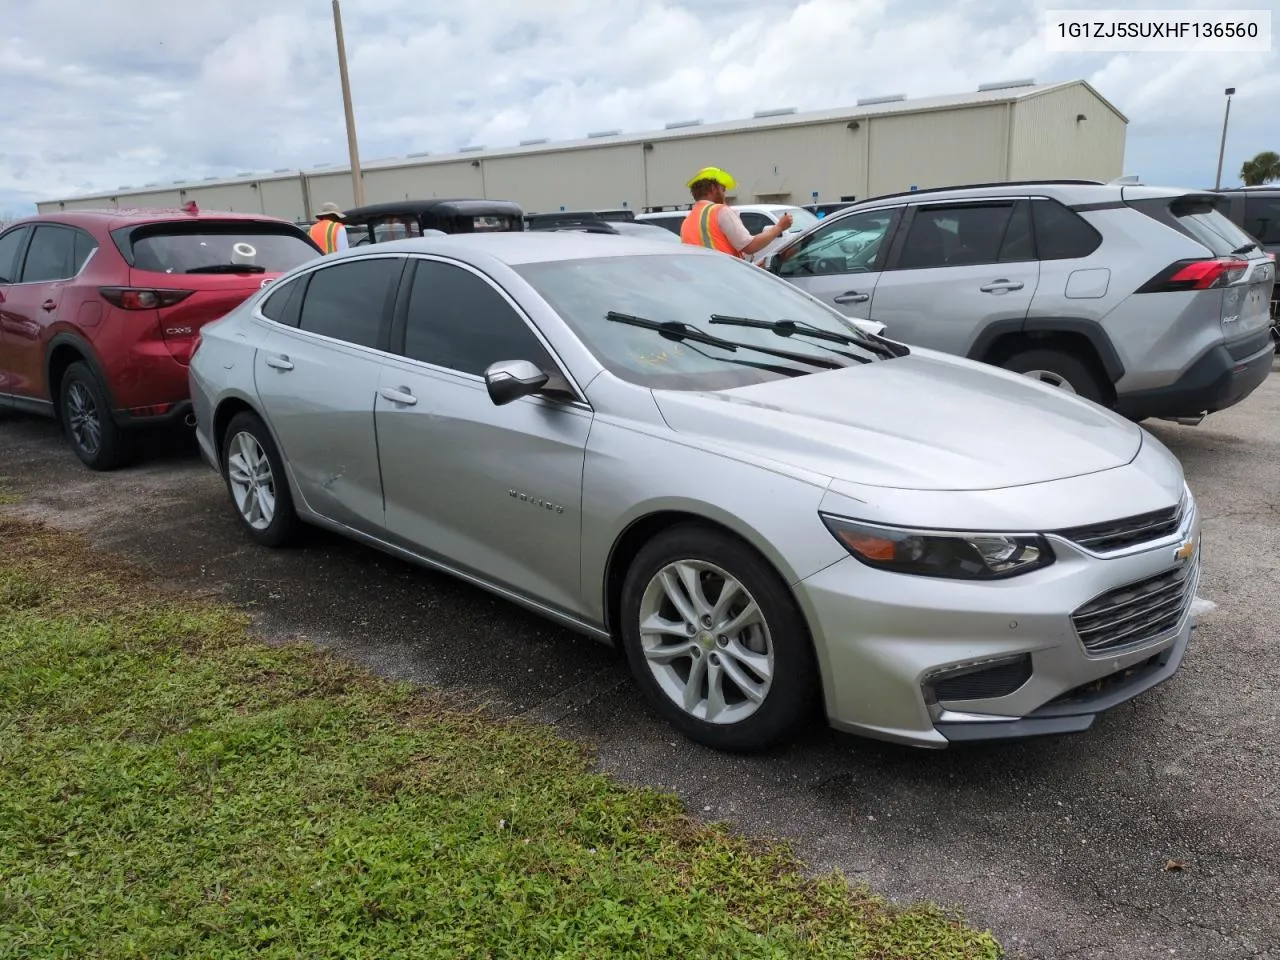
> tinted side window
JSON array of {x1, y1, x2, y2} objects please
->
[
  {"x1": 1031, "y1": 198, "x2": 1102, "y2": 260},
  {"x1": 260, "y1": 276, "x2": 306, "y2": 327},
  {"x1": 776, "y1": 209, "x2": 896, "y2": 278},
  {"x1": 0, "y1": 227, "x2": 29, "y2": 284},
  {"x1": 998, "y1": 201, "x2": 1035, "y2": 261},
  {"x1": 1243, "y1": 196, "x2": 1280, "y2": 244},
  {"x1": 21, "y1": 226, "x2": 77, "y2": 283},
  {"x1": 296, "y1": 258, "x2": 401, "y2": 348},
  {"x1": 896, "y1": 203, "x2": 1015, "y2": 270},
  {"x1": 402, "y1": 260, "x2": 555, "y2": 377}
]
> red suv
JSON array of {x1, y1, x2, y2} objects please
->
[{"x1": 0, "y1": 206, "x2": 321, "y2": 469}]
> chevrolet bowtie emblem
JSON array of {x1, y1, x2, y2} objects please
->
[{"x1": 1174, "y1": 539, "x2": 1196, "y2": 562}]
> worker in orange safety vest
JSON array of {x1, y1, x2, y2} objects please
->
[
  {"x1": 679, "y1": 167, "x2": 792, "y2": 260},
  {"x1": 308, "y1": 202, "x2": 349, "y2": 254}
]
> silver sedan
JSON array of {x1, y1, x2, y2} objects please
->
[{"x1": 189, "y1": 233, "x2": 1201, "y2": 752}]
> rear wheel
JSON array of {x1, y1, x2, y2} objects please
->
[
  {"x1": 220, "y1": 411, "x2": 299, "y2": 547},
  {"x1": 999, "y1": 348, "x2": 1108, "y2": 405},
  {"x1": 59, "y1": 362, "x2": 131, "y2": 470},
  {"x1": 618, "y1": 525, "x2": 819, "y2": 752}
]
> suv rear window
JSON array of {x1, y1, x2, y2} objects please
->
[
  {"x1": 1131, "y1": 195, "x2": 1258, "y2": 257},
  {"x1": 112, "y1": 221, "x2": 320, "y2": 275},
  {"x1": 1244, "y1": 196, "x2": 1280, "y2": 244}
]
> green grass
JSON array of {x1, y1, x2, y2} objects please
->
[{"x1": 0, "y1": 517, "x2": 1002, "y2": 959}]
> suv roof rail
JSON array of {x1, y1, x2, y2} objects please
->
[{"x1": 858, "y1": 179, "x2": 1108, "y2": 204}]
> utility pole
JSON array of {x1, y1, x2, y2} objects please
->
[
  {"x1": 1213, "y1": 87, "x2": 1233, "y2": 192},
  {"x1": 332, "y1": 0, "x2": 365, "y2": 207}
]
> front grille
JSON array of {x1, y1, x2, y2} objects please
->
[
  {"x1": 1071, "y1": 561, "x2": 1197, "y2": 654},
  {"x1": 1056, "y1": 498, "x2": 1184, "y2": 553}
]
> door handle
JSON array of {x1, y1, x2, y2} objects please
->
[
  {"x1": 979, "y1": 280, "x2": 1025, "y2": 293},
  {"x1": 41, "y1": 299, "x2": 57, "y2": 312},
  {"x1": 833, "y1": 291, "x2": 870, "y2": 304},
  {"x1": 265, "y1": 354, "x2": 294, "y2": 371},
  {"x1": 379, "y1": 386, "x2": 418, "y2": 406}
]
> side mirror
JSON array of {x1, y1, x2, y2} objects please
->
[{"x1": 484, "y1": 359, "x2": 550, "y2": 406}]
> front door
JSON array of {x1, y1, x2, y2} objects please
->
[
  {"x1": 375, "y1": 256, "x2": 591, "y2": 616},
  {"x1": 772, "y1": 206, "x2": 903, "y2": 321},
  {"x1": 252, "y1": 254, "x2": 405, "y2": 535},
  {"x1": 868, "y1": 199, "x2": 1039, "y2": 355}
]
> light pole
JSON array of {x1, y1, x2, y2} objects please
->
[
  {"x1": 1213, "y1": 87, "x2": 1233, "y2": 192},
  {"x1": 332, "y1": 0, "x2": 365, "y2": 208}
]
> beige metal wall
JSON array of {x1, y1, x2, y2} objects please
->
[
  {"x1": 644, "y1": 123, "x2": 864, "y2": 208},
  {"x1": 257, "y1": 178, "x2": 307, "y2": 221},
  {"x1": 363, "y1": 160, "x2": 485, "y2": 204},
  {"x1": 480, "y1": 145, "x2": 646, "y2": 212},
  {"x1": 1008, "y1": 85, "x2": 1126, "y2": 181},
  {"x1": 175, "y1": 182, "x2": 265, "y2": 213},
  {"x1": 866, "y1": 105, "x2": 1009, "y2": 197}
]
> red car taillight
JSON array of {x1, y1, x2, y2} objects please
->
[
  {"x1": 1135, "y1": 258, "x2": 1251, "y2": 293},
  {"x1": 99, "y1": 286, "x2": 195, "y2": 310}
]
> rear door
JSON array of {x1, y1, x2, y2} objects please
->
[
  {"x1": 0, "y1": 224, "x2": 97, "y2": 401},
  {"x1": 868, "y1": 199, "x2": 1039, "y2": 354},
  {"x1": 374, "y1": 256, "x2": 592, "y2": 615},
  {"x1": 0, "y1": 225, "x2": 32, "y2": 402},
  {"x1": 772, "y1": 206, "x2": 903, "y2": 321},
  {"x1": 252, "y1": 254, "x2": 404, "y2": 536},
  {"x1": 119, "y1": 219, "x2": 322, "y2": 365}
]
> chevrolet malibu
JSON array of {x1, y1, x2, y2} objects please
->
[{"x1": 189, "y1": 233, "x2": 1202, "y2": 752}]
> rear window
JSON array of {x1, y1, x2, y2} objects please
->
[
  {"x1": 1132, "y1": 196, "x2": 1259, "y2": 257},
  {"x1": 113, "y1": 221, "x2": 321, "y2": 275}
]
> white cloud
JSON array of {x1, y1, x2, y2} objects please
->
[{"x1": 0, "y1": 0, "x2": 1276, "y2": 216}]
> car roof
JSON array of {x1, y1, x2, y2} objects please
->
[
  {"x1": 325, "y1": 230, "x2": 713, "y2": 266},
  {"x1": 5, "y1": 208, "x2": 301, "y2": 232}
]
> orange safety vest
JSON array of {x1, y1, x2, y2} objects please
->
[
  {"x1": 309, "y1": 218, "x2": 341, "y2": 254},
  {"x1": 680, "y1": 201, "x2": 745, "y2": 258}
]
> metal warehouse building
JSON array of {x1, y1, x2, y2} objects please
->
[{"x1": 38, "y1": 78, "x2": 1126, "y2": 220}]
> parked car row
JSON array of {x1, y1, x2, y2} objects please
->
[{"x1": 0, "y1": 177, "x2": 1271, "y2": 754}]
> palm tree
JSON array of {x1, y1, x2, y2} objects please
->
[{"x1": 1240, "y1": 151, "x2": 1280, "y2": 186}]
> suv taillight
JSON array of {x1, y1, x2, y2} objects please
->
[
  {"x1": 99, "y1": 287, "x2": 195, "y2": 310},
  {"x1": 1136, "y1": 258, "x2": 1251, "y2": 294}
]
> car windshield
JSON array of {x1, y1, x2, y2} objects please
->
[{"x1": 514, "y1": 252, "x2": 883, "y2": 390}]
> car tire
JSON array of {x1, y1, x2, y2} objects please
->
[
  {"x1": 999, "y1": 348, "x2": 1108, "y2": 405},
  {"x1": 618, "y1": 524, "x2": 819, "y2": 752},
  {"x1": 59, "y1": 362, "x2": 131, "y2": 471},
  {"x1": 220, "y1": 411, "x2": 299, "y2": 548}
]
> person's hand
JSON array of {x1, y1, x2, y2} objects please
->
[{"x1": 776, "y1": 212, "x2": 794, "y2": 232}]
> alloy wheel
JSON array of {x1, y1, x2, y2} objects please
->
[
  {"x1": 66, "y1": 382, "x2": 102, "y2": 457},
  {"x1": 226, "y1": 431, "x2": 277, "y2": 531},
  {"x1": 636, "y1": 559, "x2": 775, "y2": 725}
]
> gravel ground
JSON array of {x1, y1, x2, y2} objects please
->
[{"x1": 2, "y1": 363, "x2": 1277, "y2": 959}]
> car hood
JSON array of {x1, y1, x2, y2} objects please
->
[{"x1": 652, "y1": 353, "x2": 1144, "y2": 491}]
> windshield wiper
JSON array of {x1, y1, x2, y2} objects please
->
[
  {"x1": 185, "y1": 263, "x2": 268, "y2": 274},
  {"x1": 1231, "y1": 241, "x2": 1259, "y2": 255},
  {"x1": 604, "y1": 311, "x2": 842, "y2": 370},
  {"x1": 708, "y1": 314, "x2": 899, "y2": 360}
]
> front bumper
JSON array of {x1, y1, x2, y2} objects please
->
[{"x1": 796, "y1": 497, "x2": 1201, "y2": 748}]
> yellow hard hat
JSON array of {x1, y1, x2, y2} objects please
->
[{"x1": 687, "y1": 166, "x2": 737, "y2": 190}]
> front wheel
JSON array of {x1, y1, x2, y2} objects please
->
[
  {"x1": 618, "y1": 525, "x2": 819, "y2": 752},
  {"x1": 220, "y1": 411, "x2": 299, "y2": 547}
]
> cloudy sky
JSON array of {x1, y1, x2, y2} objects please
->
[{"x1": 1, "y1": 0, "x2": 1276, "y2": 216}]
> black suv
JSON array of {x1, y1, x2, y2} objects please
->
[{"x1": 1214, "y1": 187, "x2": 1280, "y2": 350}]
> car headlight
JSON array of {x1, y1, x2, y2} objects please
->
[{"x1": 820, "y1": 515, "x2": 1054, "y2": 580}]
